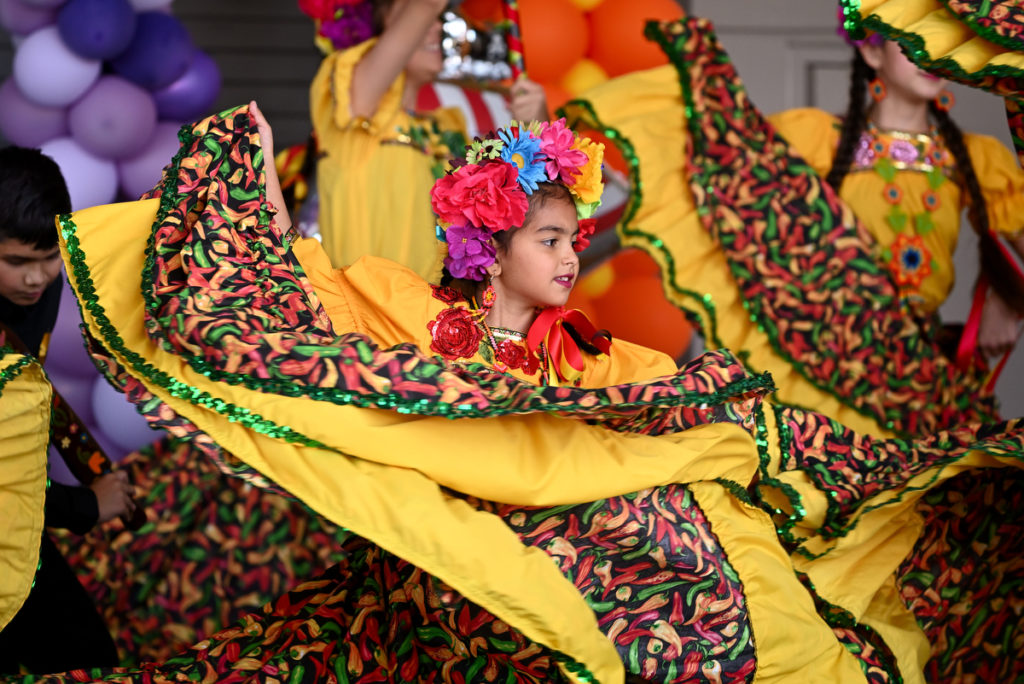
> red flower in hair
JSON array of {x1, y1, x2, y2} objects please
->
[
  {"x1": 431, "y1": 162, "x2": 528, "y2": 233},
  {"x1": 575, "y1": 218, "x2": 597, "y2": 253},
  {"x1": 428, "y1": 307, "x2": 483, "y2": 360},
  {"x1": 298, "y1": 0, "x2": 355, "y2": 21}
]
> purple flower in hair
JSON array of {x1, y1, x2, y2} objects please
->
[
  {"x1": 836, "y1": 6, "x2": 883, "y2": 47},
  {"x1": 320, "y1": 1, "x2": 375, "y2": 51},
  {"x1": 444, "y1": 224, "x2": 496, "y2": 281}
]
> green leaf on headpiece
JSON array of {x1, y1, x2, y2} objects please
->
[{"x1": 575, "y1": 200, "x2": 600, "y2": 220}]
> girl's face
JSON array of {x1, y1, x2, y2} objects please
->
[
  {"x1": 386, "y1": 0, "x2": 443, "y2": 84},
  {"x1": 491, "y1": 196, "x2": 580, "y2": 312},
  {"x1": 860, "y1": 40, "x2": 946, "y2": 104}
]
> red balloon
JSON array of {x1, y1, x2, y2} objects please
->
[
  {"x1": 519, "y1": 0, "x2": 588, "y2": 83},
  {"x1": 587, "y1": 0, "x2": 682, "y2": 76}
]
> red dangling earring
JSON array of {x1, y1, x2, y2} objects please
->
[
  {"x1": 868, "y1": 78, "x2": 887, "y2": 102},
  {"x1": 480, "y1": 276, "x2": 496, "y2": 315},
  {"x1": 934, "y1": 89, "x2": 955, "y2": 112}
]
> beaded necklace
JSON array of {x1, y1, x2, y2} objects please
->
[{"x1": 852, "y1": 121, "x2": 955, "y2": 306}]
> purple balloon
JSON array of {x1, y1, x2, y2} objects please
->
[
  {"x1": 13, "y1": 25, "x2": 101, "y2": 107},
  {"x1": 20, "y1": 0, "x2": 66, "y2": 7},
  {"x1": 152, "y1": 50, "x2": 221, "y2": 122},
  {"x1": 44, "y1": 276, "x2": 98, "y2": 380},
  {"x1": 0, "y1": 78, "x2": 69, "y2": 147},
  {"x1": 117, "y1": 120, "x2": 181, "y2": 199},
  {"x1": 39, "y1": 137, "x2": 117, "y2": 210},
  {"x1": 57, "y1": 0, "x2": 135, "y2": 59},
  {"x1": 47, "y1": 368, "x2": 97, "y2": 426},
  {"x1": 0, "y1": 0, "x2": 56, "y2": 34},
  {"x1": 90, "y1": 375, "x2": 158, "y2": 454},
  {"x1": 109, "y1": 12, "x2": 192, "y2": 91},
  {"x1": 70, "y1": 76, "x2": 157, "y2": 159}
]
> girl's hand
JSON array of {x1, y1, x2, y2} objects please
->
[
  {"x1": 508, "y1": 76, "x2": 549, "y2": 123},
  {"x1": 250, "y1": 100, "x2": 293, "y2": 232},
  {"x1": 978, "y1": 290, "x2": 1023, "y2": 358},
  {"x1": 91, "y1": 471, "x2": 136, "y2": 524}
]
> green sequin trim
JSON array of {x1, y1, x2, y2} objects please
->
[
  {"x1": 796, "y1": 570, "x2": 905, "y2": 684},
  {"x1": 0, "y1": 347, "x2": 34, "y2": 393},
  {"x1": 854, "y1": 4, "x2": 1024, "y2": 85}
]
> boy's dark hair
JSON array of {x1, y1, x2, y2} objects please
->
[{"x1": 0, "y1": 146, "x2": 71, "y2": 250}]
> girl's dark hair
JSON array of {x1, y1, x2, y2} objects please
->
[
  {"x1": 371, "y1": 0, "x2": 396, "y2": 35},
  {"x1": 827, "y1": 49, "x2": 1024, "y2": 315}
]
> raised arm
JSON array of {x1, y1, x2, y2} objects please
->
[
  {"x1": 250, "y1": 101, "x2": 292, "y2": 233},
  {"x1": 350, "y1": 0, "x2": 447, "y2": 119}
]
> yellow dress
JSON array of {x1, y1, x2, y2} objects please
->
[
  {"x1": 310, "y1": 39, "x2": 467, "y2": 281},
  {"x1": 46, "y1": 104, "x2": 1024, "y2": 683},
  {"x1": 0, "y1": 352, "x2": 49, "y2": 631},
  {"x1": 768, "y1": 108, "x2": 1024, "y2": 314}
]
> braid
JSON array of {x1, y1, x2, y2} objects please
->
[
  {"x1": 931, "y1": 103, "x2": 1024, "y2": 315},
  {"x1": 826, "y1": 51, "x2": 874, "y2": 190}
]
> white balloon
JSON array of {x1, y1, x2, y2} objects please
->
[
  {"x1": 13, "y1": 25, "x2": 100, "y2": 107},
  {"x1": 39, "y1": 137, "x2": 118, "y2": 210}
]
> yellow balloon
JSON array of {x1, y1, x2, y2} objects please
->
[
  {"x1": 561, "y1": 58, "x2": 609, "y2": 97},
  {"x1": 577, "y1": 261, "x2": 615, "y2": 298},
  {"x1": 569, "y1": 0, "x2": 605, "y2": 9}
]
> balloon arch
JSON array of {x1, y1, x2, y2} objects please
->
[{"x1": 0, "y1": 0, "x2": 223, "y2": 467}]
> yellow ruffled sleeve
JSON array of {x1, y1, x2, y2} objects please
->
[
  {"x1": 581, "y1": 338, "x2": 677, "y2": 388},
  {"x1": 294, "y1": 237, "x2": 439, "y2": 348},
  {"x1": 311, "y1": 39, "x2": 403, "y2": 136},
  {"x1": 0, "y1": 353, "x2": 49, "y2": 631},
  {"x1": 766, "y1": 108, "x2": 840, "y2": 178},
  {"x1": 965, "y1": 133, "x2": 1024, "y2": 237}
]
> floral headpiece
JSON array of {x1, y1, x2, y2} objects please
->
[
  {"x1": 298, "y1": 0, "x2": 375, "y2": 53},
  {"x1": 430, "y1": 119, "x2": 604, "y2": 281}
]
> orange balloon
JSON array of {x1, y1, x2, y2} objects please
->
[
  {"x1": 541, "y1": 81, "x2": 574, "y2": 113},
  {"x1": 587, "y1": 0, "x2": 682, "y2": 76},
  {"x1": 520, "y1": 0, "x2": 589, "y2": 83},
  {"x1": 459, "y1": 0, "x2": 503, "y2": 24},
  {"x1": 569, "y1": 250, "x2": 691, "y2": 359}
]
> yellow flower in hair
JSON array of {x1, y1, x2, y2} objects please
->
[{"x1": 569, "y1": 136, "x2": 604, "y2": 206}]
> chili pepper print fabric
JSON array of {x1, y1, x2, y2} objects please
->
[{"x1": 52, "y1": 437, "x2": 352, "y2": 666}]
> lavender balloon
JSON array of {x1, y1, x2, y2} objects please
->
[
  {"x1": 151, "y1": 50, "x2": 221, "y2": 122},
  {"x1": 39, "y1": 137, "x2": 117, "y2": 210},
  {"x1": 117, "y1": 121, "x2": 181, "y2": 199},
  {"x1": 90, "y1": 376, "x2": 157, "y2": 454},
  {"x1": 19, "y1": 0, "x2": 66, "y2": 7},
  {"x1": 0, "y1": 0, "x2": 56, "y2": 35},
  {"x1": 109, "y1": 12, "x2": 192, "y2": 91},
  {"x1": 13, "y1": 26, "x2": 101, "y2": 106},
  {"x1": 57, "y1": 0, "x2": 136, "y2": 59},
  {"x1": 70, "y1": 76, "x2": 157, "y2": 159},
  {"x1": 44, "y1": 276, "x2": 99, "y2": 380},
  {"x1": 0, "y1": 78, "x2": 69, "y2": 147}
]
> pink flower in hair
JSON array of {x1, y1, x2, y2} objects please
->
[{"x1": 538, "y1": 118, "x2": 588, "y2": 185}]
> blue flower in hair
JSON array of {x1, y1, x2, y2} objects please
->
[{"x1": 498, "y1": 127, "x2": 545, "y2": 194}]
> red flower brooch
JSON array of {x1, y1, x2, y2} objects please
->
[{"x1": 428, "y1": 306, "x2": 483, "y2": 360}]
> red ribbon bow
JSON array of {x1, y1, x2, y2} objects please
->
[{"x1": 526, "y1": 307, "x2": 611, "y2": 383}]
